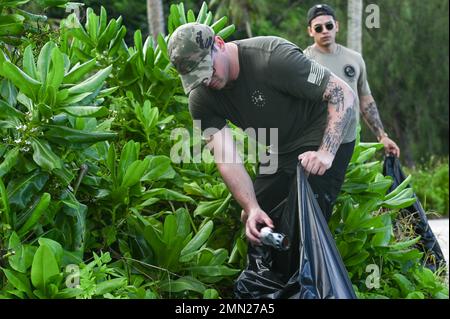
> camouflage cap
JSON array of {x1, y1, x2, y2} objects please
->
[{"x1": 168, "y1": 23, "x2": 215, "y2": 94}]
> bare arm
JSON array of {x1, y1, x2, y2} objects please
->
[
  {"x1": 298, "y1": 74, "x2": 356, "y2": 175},
  {"x1": 360, "y1": 95, "x2": 400, "y2": 157},
  {"x1": 206, "y1": 126, "x2": 273, "y2": 244}
]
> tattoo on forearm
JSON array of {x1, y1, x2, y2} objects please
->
[
  {"x1": 321, "y1": 107, "x2": 355, "y2": 155},
  {"x1": 320, "y1": 77, "x2": 356, "y2": 155},
  {"x1": 323, "y1": 80, "x2": 345, "y2": 112},
  {"x1": 362, "y1": 100, "x2": 385, "y2": 137}
]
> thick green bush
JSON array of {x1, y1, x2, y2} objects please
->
[{"x1": 0, "y1": 1, "x2": 447, "y2": 299}]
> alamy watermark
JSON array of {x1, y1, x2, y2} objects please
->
[
  {"x1": 365, "y1": 264, "x2": 381, "y2": 289},
  {"x1": 65, "y1": 264, "x2": 80, "y2": 289},
  {"x1": 365, "y1": 4, "x2": 380, "y2": 29},
  {"x1": 170, "y1": 121, "x2": 279, "y2": 174}
]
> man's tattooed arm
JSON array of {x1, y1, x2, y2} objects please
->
[
  {"x1": 320, "y1": 75, "x2": 356, "y2": 155},
  {"x1": 360, "y1": 95, "x2": 385, "y2": 140}
]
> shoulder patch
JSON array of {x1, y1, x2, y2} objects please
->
[{"x1": 307, "y1": 61, "x2": 325, "y2": 86}]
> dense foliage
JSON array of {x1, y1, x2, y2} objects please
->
[{"x1": 0, "y1": 1, "x2": 447, "y2": 299}]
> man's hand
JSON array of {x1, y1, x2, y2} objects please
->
[
  {"x1": 244, "y1": 207, "x2": 274, "y2": 245},
  {"x1": 380, "y1": 136, "x2": 400, "y2": 157},
  {"x1": 298, "y1": 150, "x2": 335, "y2": 175}
]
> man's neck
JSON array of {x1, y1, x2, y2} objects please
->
[
  {"x1": 313, "y1": 42, "x2": 338, "y2": 54},
  {"x1": 226, "y1": 42, "x2": 240, "y2": 81}
]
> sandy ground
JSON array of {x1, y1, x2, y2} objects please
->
[{"x1": 428, "y1": 219, "x2": 449, "y2": 269}]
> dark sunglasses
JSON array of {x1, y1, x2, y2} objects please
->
[{"x1": 313, "y1": 22, "x2": 334, "y2": 33}]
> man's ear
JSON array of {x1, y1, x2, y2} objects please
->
[
  {"x1": 307, "y1": 26, "x2": 314, "y2": 37},
  {"x1": 335, "y1": 20, "x2": 340, "y2": 33},
  {"x1": 214, "y1": 36, "x2": 225, "y2": 50}
]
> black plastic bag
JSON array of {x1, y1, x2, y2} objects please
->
[
  {"x1": 383, "y1": 155, "x2": 446, "y2": 271},
  {"x1": 234, "y1": 164, "x2": 356, "y2": 299}
]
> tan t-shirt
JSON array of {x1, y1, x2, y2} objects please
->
[{"x1": 304, "y1": 44, "x2": 371, "y2": 143}]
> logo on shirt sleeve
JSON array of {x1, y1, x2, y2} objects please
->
[{"x1": 307, "y1": 61, "x2": 325, "y2": 86}]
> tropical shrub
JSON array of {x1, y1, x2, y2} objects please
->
[{"x1": 0, "y1": 1, "x2": 447, "y2": 299}]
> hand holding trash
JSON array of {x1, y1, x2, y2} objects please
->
[{"x1": 243, "y1": 207, "x2": 274, "y2": 246}]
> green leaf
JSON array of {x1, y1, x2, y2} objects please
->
[
  {"x1": 37, "y1": 41, "x2": 56, "y2": 83},
  {"x1": 67, "y1": 65, "x2": 112, "y2": 95},
  {"x1": 389, "y1": 236, "x2": 421, "y2": 250},
  {"x1": 181, "y1": 220, "x2": 213, "y2": 257},
  {"x1": 99, "y1": 6, "x2": 107, "y2": 34},
  {"x1": 406, "y1": 292, "x2": 425, "y2": 299},
  {"x1": 8, "y1": 232, "x2": 34, "y2": 273},
  {"x1": 0, "y1": 61, "x2": 41, "y2": 100},
  {"x1": 194, "y1": 195, "x2": 232, "y2": 217},
  {"x1": 186, "y1": 9, "x2": 196, "y2": 23},
  {"x1": 1, "y1": 268, "x2": 33, "y2": 297},
  {"x1": 0, "y1": 99, "x2": 24, "y2": 121},
  {"x1": 0, "y1": 147, "x2": 20, "y2": 178},
  {"x1": 160, "y1": 276, "x2": 205, "y2": 294},
  {"x1": 0, "y1": 14, "x2": 25, "y2": 36},
  {"x1": 381, "y1": 189, "x2": 416, "y2": 209},
  {"x1": 7, "y1": 172, "x2": 49, "y2": 209},
  {"x1": 216, "y1": 25, "x2": 236, "y2": 40},
  {"x1": 44, "y1": 125, "x2": 117, "y2": 145},
  {"x1": 31, "y1": 244, "x2": 60, "y2": 295},
  {"x1": 143, "y1": 188, "x2": 194, "y2": 203},
  {"x1": 384, "y1": 175, "x2": 412, "y2": 200},
  {"x1": 177, "y1": 3, "x2": 187, "y2": 24},
  {"x1": 118, "y1": 140, "x2": 139, "y2": 182},
  {"x1": 17, "y1": 193, "x2": 51, "y2": 236},
  {"x1": 30, "y1": 137, "x2": 62, "y2": 171},
  {"x1": 95, "y1": 278, "x2": 127, "y2": 296},
  {"x1": 344, "y1": 250, "x2": 370, "y2": 267},
  {"x1": 169, "y1": 4, "x2": 181, "y2": 28},
  {"x1": 58, "y1": 105, "x2": 108, "y2": 117},
  {"x1": 86, "y1": 7, "x2": 99, "y2": 42},
  {"x1": 203, "y1": 288, "x2": 219, "y2": 299},
  {"x1": 211, "y1": 16, "x2": 228, "y2": 33},
  {"x1": 143, "y1": 224, "x2": 164, "y2": 258},
  {"x1": 47, "y1": 47, "x2": 64, "y2": 88},
  {"x1": 162, "y1": 214, "x2": 178, "y2": 245},
  {"x1": 63, "y1": 58, "x2": 97, "y2": 84},
  {"x1": 370, "y1": 214, "x2": 392, "y2": 247},
  {"x1": 185, "y1": 265, "x2": 240, "y2": 277},
  {"x1": 156, "y1": 34, "x2": 169, "y2": 61},
  {"x1": 141, "y1": 155, "x2": 176, "y2": 181},
  {"x1": 37, "y1": 237, "x2": 63, "y2": 264},
  {"x1": 54, "y1": 287, "x2": 83, "y2": 298},
  {"x1": 23, "y1": 45, "x2": 38, "y2": 78},
  {"x1": 61, "y1": 190, "x2": 87, "y2": 252},
  {"x1": 356, "y1": 148, "x2": 377, "y2": 163},
  {"x1": 196, "y1": 2, "x2": 208, "y2": 24},
  {"x1": 392, "y1": 274, "x2": 415, "y2": 296},
  {"x1": 121, "y1": 158, "x2": 150, "y2": 188}
]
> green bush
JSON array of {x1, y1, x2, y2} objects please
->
[
  {"x1": 1, "y1": 1, "x2": 447, "y2": 299},
  {"x1": 405, "y1": 158, "x2": 449, "y2": 217}
]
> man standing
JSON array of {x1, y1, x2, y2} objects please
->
[
  {"x1": 168, "y1": 23, "x2": 356, "y2": 245},
  {"x1": 304, "y1": 4, "x2": 400, "y2": 157}
]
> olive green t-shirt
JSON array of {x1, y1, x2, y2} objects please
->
[
  {"x1": 304, "y1": 44, "x2": 371, "y2": 143},
  {"x1": 189, "y1": 36, "x2": 336, "y2": 154}
]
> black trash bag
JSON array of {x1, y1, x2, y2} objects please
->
[
  {"x1": 383, "y1": 155, "x2": 446, "y2": 271},
  {"x1": 234, "y1": 164, "x2": 356, "y2": 299}
]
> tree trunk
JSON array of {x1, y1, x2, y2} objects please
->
[
  {"x1": 347, "y1": 0, "x2": 363, "y2": 53},
  {"x1": 147, "y1": 0, "x2": 165, "y2": 43}
]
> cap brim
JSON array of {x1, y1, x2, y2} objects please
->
[{"x1": 179, "y1": 53, "x2": 214, "y2": 94}]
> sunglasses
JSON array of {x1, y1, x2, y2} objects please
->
[{"x1": 313, "y1": 22, "x2": 334, "y2": 33}]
